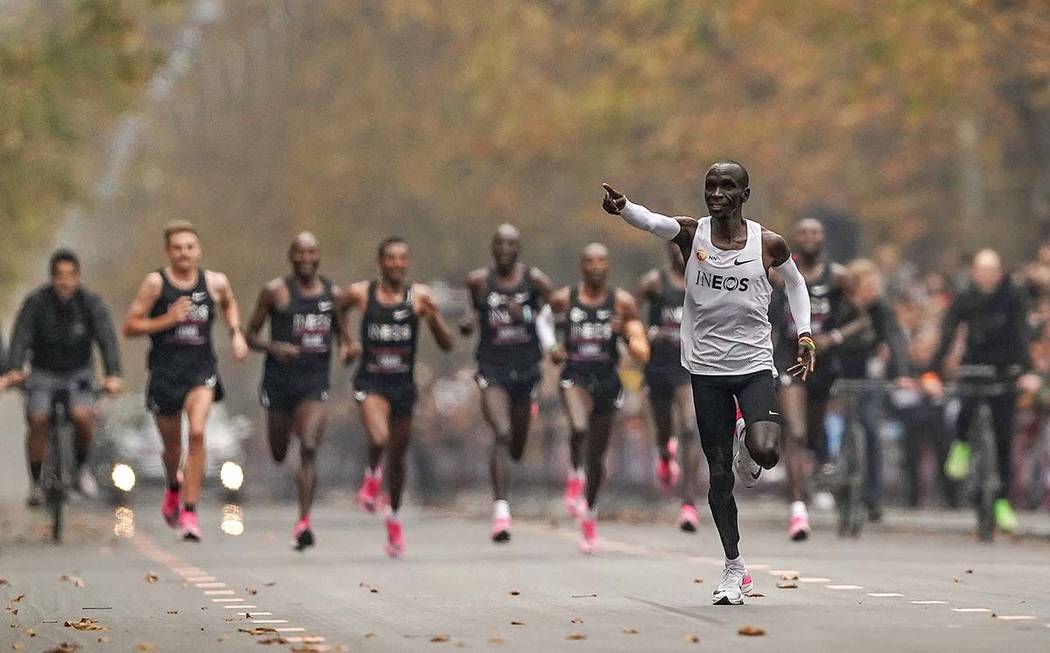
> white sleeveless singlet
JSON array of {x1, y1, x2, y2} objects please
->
[{"x1": 680, "y1": 217, "x2": 775, "y2": 376}]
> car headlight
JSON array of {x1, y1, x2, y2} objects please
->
[
  {"x1": 111, "y1": 463, "x2": 136, "y2": 492},
  {"x1": 220, "y1": 461, "x2": 244, "y2": 491}
]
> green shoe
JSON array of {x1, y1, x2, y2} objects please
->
[
  {"x1": 994, "y1": 499, "x2": 1018, "y2": 534},
  {"x1": 944, "y1": 440, "x2": 971, "y2": 481}
]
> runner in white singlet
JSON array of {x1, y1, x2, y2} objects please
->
[{"x1": 602, "y1": 161, "x2": 816, "y2": 606}]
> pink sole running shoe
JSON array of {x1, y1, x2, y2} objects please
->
[
  {"x1": 356, "y1": 470, "x2": 384, "y2": 514},
  {"x1": 385, "y1": 517, "x2": 404, "y2": 559},
  {"x1": 678, "y1": 503, "x2": 700, "y2": 533},
  {"x1": 789, "y1": 512, "x2": 811, "y2": 541},
  {"x1": 656, "y1": 456, "x2": 681, "y2": 495},
  {"x1": 162, "y1": 488, "x2": 180, "y2": 528},
  {"x1": 178, "y1": 510, "x2": 202, "y2": 542},
  {"x1": 563, "y1": 475, "x2": 584, "y2": 518},
  {"x1": 578, "y1": 517, "x2": 598, "y2": 555},
  {"x1": 491, "y1": 515, "x2": 511, "y2": 544}
]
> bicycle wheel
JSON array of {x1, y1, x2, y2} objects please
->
[
  {"x1": 973, "y1": 408, "x2": 996, "y2": 543},
  {"x1": 42, "y1": 423, "x2": 65, "y2": 543}
]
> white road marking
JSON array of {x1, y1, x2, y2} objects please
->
[
  {"x1": 910, "y1": 600, "x2": 949, "y2": 605},
  {"x1": 224, "y1": 605, "x2": 257, "y2": 609},
  {"x1": 867, "y1": 593, "x2": 905, "y2": 598},
  {"x1": 799, "y1": 577, "x2": 831, "y2": 583},
  {"x1": 204, "y1": 589, "x2": 235, "y2": 595},
  {"x1": 826, "y1": 585, "x2": 864, "y2": 590},
  {"x1": 212, "y1": 598, "x2": 243, "y2": 603},
  {"x1": 239, "y1": 612, "x2": 271, "y2": 616},
  {"x1": 994, "y1": 615, "x2": 1036, "y2": 621},
  {"x1": 187, "y1": 576, "x2": 216, "y2": 582},
  {"x1": 252, "y1": 619, "x2": 288, "y2": 624},
  {"x1": 275, "y1": 627, "x2": 307, "y2": 633},
  {"x1": 196, "y1": 582, "x2": 226, "y2": 588},
  {"x1": 952, "y1": 608, "x2": 992, "y2": 613},
  {"x1": 285, "y1": 637, "x2": 326, "y2": 643}
]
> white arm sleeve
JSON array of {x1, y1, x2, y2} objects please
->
[
  {"x1": 536, "y1": 304, "x2": 557, "y2": 351},
  {"x1": 620, "y1": 200, "x2": 682, "y2": 240},
  {"x1": 775, "y1": 257, "x2": 812, "y2": 337}
]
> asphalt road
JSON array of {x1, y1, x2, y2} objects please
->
[{"x1": 2, "y1": 493, "x2": 1049, "y2": 653}]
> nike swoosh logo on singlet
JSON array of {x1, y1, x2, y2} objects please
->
[{"x1": 733, "y1": 257, "x2": 755, "y2": 266}]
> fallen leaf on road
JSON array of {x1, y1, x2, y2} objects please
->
[
  {"x1": 60, "y1": 576, "x2": 86, "y2": 588},
  {"x1": 693, "y1": 578, "x2": 703, "y2": 584},
  {"x1": 747, "y1": 592, "x2": 766, "y2": 598},
  {"x1": 358, "y1": 582, "x2": 379, "y2": 593},
  {"x1": 780, "y1": 572, "x2": 800, "y2": 581},
  {"x1": 264, "y1": 582, "x2": 276, "y2": 587},
  {"x1": 246, "y1": 587, "x2": 258, "y2": 595},
  {"x1": 430, "y1": 634, "x2": 450, "y2": 642},
  {"x1": 623, "y1": 628, "x2": 639, "y2": 634},
  {"x1": 44, "y1": 644, "x2": 80, "y2": 653},
  {"x1": 134, "y1": 643, "x2": 156, "y2": 652},
  {"x1": 26, "y1": 629, "x2": 35, "y2": 637},
  {"x1": 364, "y1": 633, "x2": 376, "y2": 639},
  {"x1": 64, "y1": 618, "x2": 107, "y2": 631},
  {"x1": 257, "y1": 636, "x2": 287, "y2": 645},
  {"x1": 145, "y1": 573, "x2": 158, "y2": 584},
  {"x1": 685, "y1": 634, "x2": 700, "y2": 643},
  {"x1": 965, "y1": 569, "x2": 973, "y2": 574},
  {"x1": 0, "y1": 578, "x2": 8, "y2": 586},
  {"x1": 510, "y1": 621, "x2": 525, "y2": 626},
  {"x1": 570, "y1": 617, "x2": 583, "y2": 624},
  {"x1": 566, "y1": 633, "x2": 586, "y2": 640},
  {"x1": 487, "y1": 638, "x2": 505, "y2": 644},
  {"x1": 776, "y1": 579, "x2": 798, "y2": 589},
  {"x1": 217, "y1": 637, "x2": 227, "y2": 642},
  {"x1": 738, "y1": 625, "x2": 766, "y2": 637},
  {"x1": 570, "y1": 594, "x2": 597, "y2": 599},
  {"x1": 238, "y1": 627, "x2": 278, "y2": 636},
  {"x1": 9, "y1": 594, "x2": 24, "y2": 604},
  {"x1": 7, "y1": 608, "x2": 16, "y2": 616},
  {"x1": 508, "y1": 591, "x2": 520, "y2": 596},
  {"x1": 96, "y1": 637, "x2": 109, "y2": 643}
]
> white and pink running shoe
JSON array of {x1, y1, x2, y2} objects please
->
[
  {"x1": 656, "y1": 437, "x2": 681, "y2": 494},
  {"x1": 356, "y1": 467, "x2": 384, "y2": 514},
  {"x1": 385, "y1": 516, "x2": 404, "y2": 558},
  {"x1": 578, "y1": 515, "x2": 598, "y2": 555},
  {"x1": 789, "y1": 503, "x2": 811, "y2": 541},
  {"x1": 563, "y1": 474, "x2": 585, "y2": 518},
  {"x1": 491, "y1": 515, "x2": 511, "y2": 544},
  {"x1": 177, "y1": 510, "x2": 202, "y2": 542}
]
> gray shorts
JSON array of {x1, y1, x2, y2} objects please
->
[{"x1": 25, "y1": 368, "x2": 96, "y2": 417}]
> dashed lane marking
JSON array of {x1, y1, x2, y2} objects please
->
[
  {"x1": 826, "y1": 585, "x2": 864, "y2": 590},
  {"x1": 867, "y1": 593, "x2": 905, "y2": 598},
  {"x1": 910, "y1": 601, "x2": 949, "y2": 605},
  {"x1": 953, "y1": 608, "x2": 992, "y2": 613}
]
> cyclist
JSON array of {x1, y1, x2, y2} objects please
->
[
  {"x1": 926, "y1": 249, "x2": 1041, "y2": 533},
  {"x1": 3, "y1": 249, "x2": 123, "y2": 506}
]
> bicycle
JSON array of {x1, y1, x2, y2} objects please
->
[
  {"x1": 41, "y1": 387, "x2": 76, "y2": 543},
  {"x1": 829, "y1": 378, "x2": 894, "y2": 537},
  {"x1": 943, "y1": 365, "x2": 1013, "y2": 543}
]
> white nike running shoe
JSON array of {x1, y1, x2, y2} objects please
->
[
  {"x1": 712, "y1": 563, "x2": 749, "y2": 605},
  {"x1": 732, "y1": 413, "x2": 761, "y2": 488}
]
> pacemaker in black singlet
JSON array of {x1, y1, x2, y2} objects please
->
[
  {"x1": 773, "y1": 260, "x2": 841, "y2": 397},
  {"x1": 146, "y1": 268, "x2": 224, "y2": 415},
  {"x1": 474, "y1": 267, "x2": 543, "y2": 402},
  {"x1": 353, "y1": 281, "x2": 419, "y2": 417},
  {"x1": 261, "y1": 275, "x2": 337, "y2": 412},
  {"x1": 644, "y1": 270, "x2": 689, "y2": 394},
  {"x1": 560, "y1": 287, "x2": 622, "y2": 413}
]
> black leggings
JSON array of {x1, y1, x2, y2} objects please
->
[
  {"x1": 955, "y1": 390, "x2": 1016, "y2": 500},
  {"x1": 692, "y1": 371, "x2": 781, "y2": 559}
]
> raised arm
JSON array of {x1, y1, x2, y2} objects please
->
[
  {"x1": 210, "y1": 271, "x2": 248, "y2": 361},
  {"x1": 603, "y1": 183, "x2": 699, "y2": 264},
  {"x1": 414, "y1": 284, "x2": 453, "y2": 352},
  {"x1": 123, "y1": 272, "x2": 176, "y2": 338},
  {"x1": 765, "y1": 231, "x2": 814, "y2": 379},
  {"x1": 616, "y1": 289, "x2": 650, "y2": 365}
]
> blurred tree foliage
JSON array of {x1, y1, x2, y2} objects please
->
[
  {"x1": 0, "y1": 0, "x2": 168, "y2": 289},
  {"x1": 122, "y1": 0, "x2": 1047, "y2": 300}
]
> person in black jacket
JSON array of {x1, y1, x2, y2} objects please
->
[
  {"x1": 834, "y1": 259, "x2": 914, "y2": 521},
  {"x1": 926, "y1": 249, "x2": 1041, "y2": 533},
  {"x1": 3, "y1": 249, "x2": 123, "y2": 505}
]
